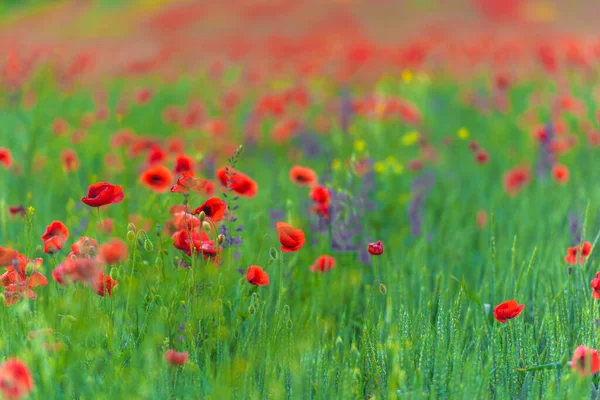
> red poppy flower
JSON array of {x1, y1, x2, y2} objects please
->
[
  {"x1": 552, "y1": 164, "x2": 569, "y2": 184},
  {"x1": 0, "y1": 358, "x2": 34, "y2": 399},
  {"x1": 0, "y1": 148, "x2": 12, "y2": 169},
  {"x1": 141, "y1": 165, "x2": 174, "y2": 193},
  {"x1": 8, "y1": 206, "x2": 26, "y2": 218},
  {"x1": 93, "y1": 273, "x2": 118, "y2": 297},
  {"x1": 81, "y1": 182, "x2": 124, "y2": 207},
  {"x1": 51, "y1": 118, "x2": 69, "y2": 136},
  {"x1": 247, "y1": 265, "x2": 270, "y2": 286},
  {"x1": 41, "y1": 221, "x2": 69, "y2": 254},
  {"x1": 565, "y1": 241, "x2": 592, "y2": 265},
  {"x1": 192, "y1": 198, "x2": 227, "y2": 222},
  {"x1": 591, "y1": 272, "x2": 600, "y2": 300},
  {"x1": 170, "y1": 172, "x2": 214, "y2": 195},
  {"x1": 216, "y1": 167, "x2": 258, "y2": 198},
  {"x1": 135, "y1": 88, "x2": 153, "y2": 104},
  {"x1": 493, "y1": 300, "x2": 525, "y2": 323},
  {"x1": 475, "y1": 150, "x2": 489, "y2": 164},
  {"x1": 503, "y1": 165, "x2": 531, "y2": 196},
  {"x1": 98, "y1": 239, "x2": 129, "y2": 265},
  {"x1": 165, "y1": 350, "x2": 188, "y2": 365},
  {"x1": 276, "y1": 222, "x2": 305, "y2": 252},
  {"x1": 0, "y1": 247, "x2": 18, "y2": 267},
  {"x1": 61, "y1": 149, "x2": 80, "y2": 172},
  {"x1": 310, "y1": 255, "x2": 336, "y2": 273},
  {"x1": 52, "y1": 257, "x2": 101, "y2": 285},
  {"x1": 171, "y1": 211, "x2": 201, "y2": 230},
  {"x1": 571, "y1": 346, "x2": 600, "y2": 376},
  {"x1": 162, "y1": 105, "x2": 181, "y2": 124},
  {"x1": 174, "y1": 154, "x2": 194, "y2": 174},
  {"x1": 147, "y1": 146, "x2": 167, "y2": 165},
  {"x1": 171, "y1": 229, "x2": 218, "y2": 259},
  {"x1": 69, "y1": 237, "x2": 98, "y2": 259},
  {"x1": 368, "y1": 241, "x2": 384, "y2": 256},
  {"x1": 289, "y1": 165, "x2": 318, "y2": 187},
  {"x1": 476, "y1": 210, "x2": 488, "y2": 230},
  {"x1": 98, "y1": 218, "x2": 114, "y2": 235}
]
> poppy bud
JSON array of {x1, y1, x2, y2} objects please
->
[
  {"x1": 202, "y1": 221, "x2": 211, "y2": 232},
  {"x1": 160, "y1": 306, "x2": 169, "y2": 320},
  {"x1": 217, "y1": 234, "x2": 225, "y2": 244},
  {"x1": 126, "y1": 230, "x2": 136, "y2": 242},
  {"x1": 379, "y1": 283, "x2": 387, "y2": 294},
  {"x1": 25, "y1": 262, "x2": 35, "y2": 276},
  {"x1": 144, "y1": 240, "x2": 154, "y2": 252},
  {"x1": 198, "y1": 211, "x2": 206, "y2": 222},
  {"x1": 156, "y1": 257, "x2": 163, "y2": 268},
  {"x1": 368, "y1": 240, "x2": 384, "y2": 256}
]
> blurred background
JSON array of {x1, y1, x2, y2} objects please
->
[{"x1": 0, "y1": 0, "x2": 599, "y2": 84}]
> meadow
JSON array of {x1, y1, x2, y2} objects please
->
[{"x1": 2, "y1": 1, "x2": 600, "y2": 399}]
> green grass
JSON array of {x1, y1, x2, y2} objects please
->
[{"x1": 1, "y1": 66, "x2": 600, "y2": 399}]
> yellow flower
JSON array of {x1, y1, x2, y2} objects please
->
[
  {"x1": 373, "y1": 162, "x2": 386, "y2": 174},
  {"x1": 401, "y1": 70, "x2": 413, "y2": 83},
  {"x1": 354, "y1": 139, "x2": 366, "y2": 152},
  {"x1": 27, "y1": 206, "x2": 35, "y2": 215},
  {"x1": 402, "y1": 130, "x2": 420, "y2": 146},
  {"x1": 385, "y1": 156, "x2": 398, "y2": 165},
  {"x1": 457, "y1": 128, "x2": 469, "y2": 140},
  {"x1": 332, "y1": 159, "x2": 342, "y2": 171},
  {"x1": 392, "y1": 164, "x2": 404, "y2": 174}
]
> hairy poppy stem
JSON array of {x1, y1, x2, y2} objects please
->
[{"x1": 516, "y1": 361, "x2": 564, "y2": 372}]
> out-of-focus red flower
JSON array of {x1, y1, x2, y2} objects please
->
[
  {"x1": 98, "y1": 239, "x2": 128, "y2": 265},
  {"x1": 565, "y1": 241, "x2": 592, "y2": 265},
  {"x1": 309, "y1": 185, "x2": 330, "y2": 219},
  {"x1": 93, "y1": 273, "x2": 118, "y2": 298},
  {"x1": 0, "y1": 148, "x2": 12, "y2": 169},
  {"x1": 165, "y1": 350, "x2": 188, "y2": 365},
  {"x1": 41, "y1": 221, "x2": 69, "y2": 254},
  {"x1": 247, "y1": 265, "x2": 270, "y2": 286},
  {"x1": 162, "y1": 105, "x2": 181, "y2": 124},
  {"x1": 8, "y1": 206, "x2": 26, "y2": 218},
  {"x1": 174, "y1": 154, "x2": 194, "y2": 174},
  {"x1": 289, "y1": 166, "x2": 318, "y2": 187},
  {"x1": 135, "y1": 88, "x2": 153, "y2": 105},
  {"x1": 81, "y1": 182, "x2": 124, "y2": 207},
  {"x1": 171, "y1": 211, "x2": 200, "y2": 230},
  {"x1": 571, "y1": 346, "x2": 600, "y2": 376},
  {"x1": 493, "y1": 300, "x2": 525, "y2": 323},
  {"x1": 276, "y1": 222, "x2": 305, "y2": 252},
  {"x1": 141, "y1": 165, "x2": 174, "y2": 193},
  {"x1": 61, "y1": 149, "x2": 80, "y2": 172},
  {"x1": 590, "y1": 272, "x2": 600, "y2": 300},
  {"x1": 503, "y1": 165, "x2": 531, "y2": 196},
  {"x1": 51, "y1": 118, "x2": 69, "y2": 136},
  {"x1": 192, "y1": 198, "x2": 227, "y2": 222},
  {"x1": 310, "y1": 255, "x2": 336, "y2": 273},
  {"x1": 52, "y1": 257, "x2": 101, "y2": 285},
  {"x1": 0, "y1": 358, "x2": 34, "y2": 399},
  {"x1": 216, "y1": 167, "x2": 258, "y2": 198},
  {"x1": 170, "y1": 172, "x2": 213, "y2": 195},
  {"x1": 98, "y1": 219, "x2": 114, "y2": 235},
  {"x1": 147, "y1": 146, "x2": 168, "y2": 165},
  {"x1": 552, "y1": 164, "x2": 569, "y2": 184},
  {"x1": 0, "y1": 247, "x2": 18, "y2": 267},
  {"x1": 368, "y1": 241, "x2": 384, "y2": 256},
  {"x1": 476, "y1": 210, "x2": 488, "y2": 230},
  {"x1": 475, "y1": 150, "x2": 489, "y2": 164},
  {"x1": 69, "y1": 237, "x2": 98, "y2": 259}
]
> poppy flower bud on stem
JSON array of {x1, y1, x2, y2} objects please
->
[
  {"x1": 198, "y1": 211, "x2": 206, "y2": 222},
  {"x1": 202, "y1": 221, "x2": 211, "y2": 232},
  {"x1": 144, "y1": 239, "x2": 154, "y2": 252},
  {"x1": 218, "y1": 234, "x2": 225, "y2": 244},
  {"x1": 25, "y1": 262, "x2": 35, "y2": 276},
  {"x1": 126, "y1": 230, "x2": 136, "y2": 242}
]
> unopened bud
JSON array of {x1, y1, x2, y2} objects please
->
[
  {"x1": 202, "y1": 221, "x2": 211, "y2": 232},
  {"x1": 379, "y1": 283, "x2": 387, "y2": 295},
  {"x1": 126, "y1": 230, "x2": 136, "y2": 242},
  {"x1": 198, "y1": 211, "x2": 206, "y2": 222},
  {"x1": 25, "y1": 262, "x2": 35, "y2": 276},
  {"x1": 156, "y1": 257, "x2": 163, "y2": 268},
  {"x1": 160, "y1": 306, "x2": 169, "y2": 320},
  {"x1": 144, "y1": 240, "x2": 154, "y2": 252},
  {"x1": 217, "y1": 234, "x2": 225, "y2": 244}
]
